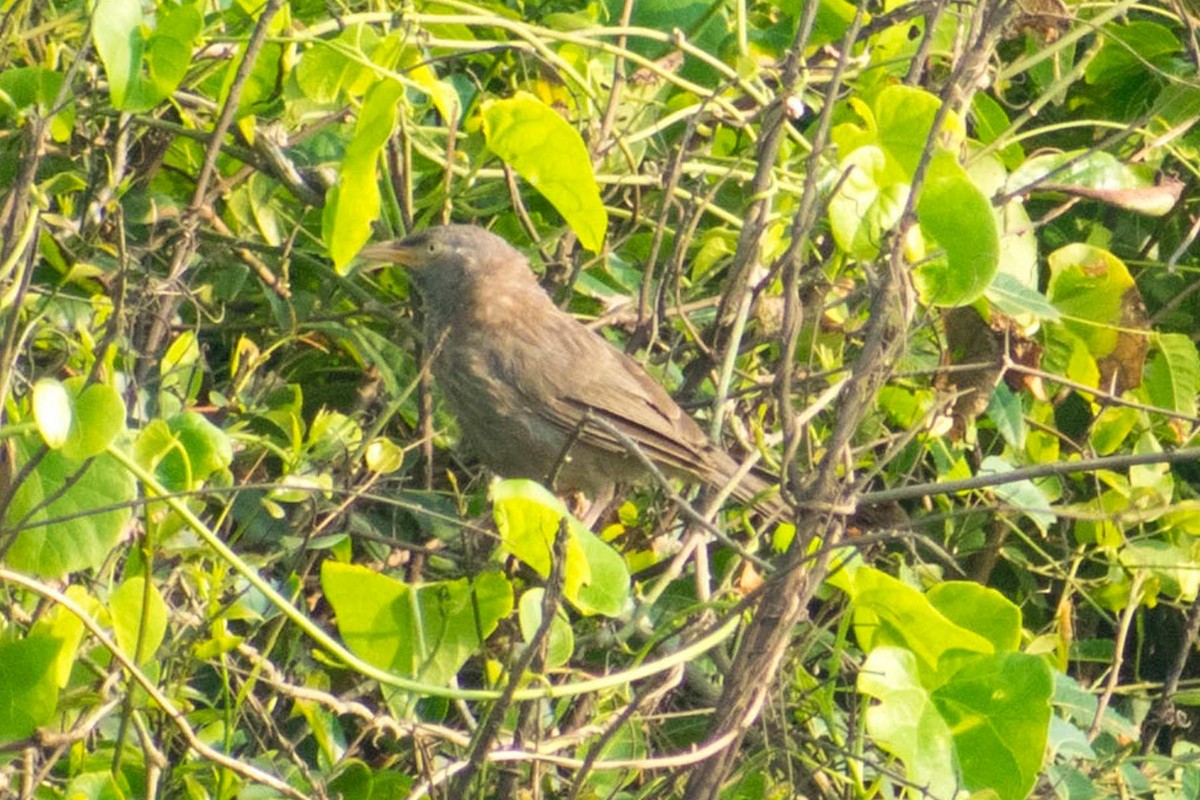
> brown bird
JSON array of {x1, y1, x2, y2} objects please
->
[{"x1": 359, "y1": 225, "x2": 777, "y2": 511}]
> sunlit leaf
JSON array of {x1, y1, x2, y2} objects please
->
[
  {"x1": 110, "y1": 576, "x2": 168, "y2": 665},
  {"x1": 91, "y1": 0, "x2": 202, "y2": 111},
  {"x1": 91, "y1": 0, "x2": 143, "y2": 110},
  {"x1": 874, "y1": 85, "x2": 965, "y2": 175},
  {"x1": 321, "y1": 562, "x2": 513, "y2": 687},
  {"x1": 828, "y1": 145, "x2": 908, "y2": 259},
  {"x1": 914, "y1": 151, "x2": 999, "y2": 307},
  {"x1": 933, "y1": 652, "x2": 1053, "y2": 800},
  {"x1": 1047, "y1": 244, "x2": 1148, "y2": 393},
  {"x1": 324, "y1": 78, "x2": 403, "y2": 271},
  {"x1": 482, "y1": 92, "x2": 608, "y2": 252},
  {"x1": 492, "y1": 479, "x2": 630, "y2": 617},
  {"x1": 859, "y1": 647, "x2": 958, "y2": 799},
  {"x1": 845, "y1": 567, "x2": 994, "y2": 681},
  {"x1": 32, "y1": 378, "x2": 71, "y2": 449},
  {"x1": 62, "y1": 380, "x2": 126, "y2": 461}
]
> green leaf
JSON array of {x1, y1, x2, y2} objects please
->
[
  {"x1": 0, "y1": 635, "x2": 61, "y2": 744},
  {"x1": 218, "y1": 40, "x2": 285, "y2": 121},
  {"x1": 329, "y1": 761, "x2": 413, "y2": 799},
  {"x1": 874, "y1": 85, "x2": 965, "y2": 175},
  {"x1": 31, "y1": 585, "x2": 91, "y2": 687},
  {"x1": 828, "y1": 145, "x2": 908, "y2": 259},
  {"x1": 845, "y1": 567, "x2": 994, "y2": 680},
  {"x1": 985, "y1": 382, "x2": 1025, "y2": 450},
  {"x1": 62, "y1": 380, "x2": 127, "y2": 461},
  {"x1": 914, "y1": 150, "x2": 1000, "y2": 307},
  {"x1": 324, "y1": 78, "x2": 404, "y2": 271},
  {"x1": 364, "y1": 437, "x2": 404, "y2": 474},
  {"x1": 876, "y1": 385, "x2": 931, "y2": 429},
  {"x1": 926, "y1": 581, "x2": 1022, "y2": 653},
  {"x1": 0, "y1": 66, "x2": 62, "y2": 116},
  {"x1": 995, "y1": 199, "x2": 1039, "y2": 296},
  {"x1": 1046, "y1": 244, "x2": 1135, "y2": 359},
  {"x1": 31, "y1": 378, "x2": 126, "y2": 459},
  {"x1": 859, "y1": 647, "x2": 958, "y2": 798},
  {"x1": 599, "y1": 0, "x2": 728, "y2": 83},
  {"x1": 1041, "y1": 326, "x2": 1100, "y2": 389},
  {"x1": 1085, "y1": 21, "x2": 1181, "y2": 88},
  {"x1": 980, "y1": 456, "x2": 1055, "y2": 535},
  {"x1": 296, "y1": 24, "x2": 379, "y2": 102},
  {"x1": 401, "y1": 45, "x2": 461, "y2": 123},
  {"x1": 1146, "y1": 333, "x2": 1200, "y2": 417},
  {"x1": 307, "y1": 409, "x2": 363, "y2": 463},
  {"x1": 321, "y1": 562, "x2": 513, "y2": 687},
  {"x1": 146, "y1": 2, "x2": 203, "y2": 98},
  {"x1": 91, "y1": 0, "x2": 144, "y2": 110},
  {"x1": 91, "y1": 0, "x2": 202, "y2": 112},
  {"x1": 518, "y1": 588, "x2": 574, "y2": 669},
  {"x1": 863, "y1": 644, "x2": 1053, "y2": 800},
  {"x1": 4, "y1": 441, "x2": 137, "y2": 578},
  {"x1": 492, "y1": 479, "x2": 630, "y2": 616},
  {"x1": 0, "y1": 67, "x2": 74, "y2": 142},
  {"x1": 160, "y1": 331, "x2": 202, "y2": 407},
  {"x1": 1090, "y1": 404, "x2": 1140, "y2": 455},
  {"x1": 109, "y1": 576, "x2": 168, "y2": 665},
  {"x1": 812, "y1": 0, "x2": 869, "y2": 48},
  {"x1": 986, "y1": 273, "x2": 1061, "y2": 321},
  {"x1": 1120, "y1": 539, "x2": 1200, "y2": 601},
  {"x1": 933, "y1": 652, "x2": 1053, "y2": 800},
  {"x1": 971, "y1": 91, "x2": 1023, "y2": 167},
  {"x1": 493, "y1": 480, "x2": 591, "y2": 595},
  {"x1": 570, "y1": 514, "x2": 632, "y2": 617},
  {"x1": 482, "y1": 91, "x2": 608, "y2": 252},
  {"x1": 168, "y1": 411, "x2": 233, "y2": 484},
  {"x1": 134, "y1": 412, "x2": 232, "y2": 493},
  {"x1": 64, "y1": 772, "x2": 127, "y2": 800}
]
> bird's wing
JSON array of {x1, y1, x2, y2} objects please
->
[{"x1": 502, "y1": 306, "x2": 718, "y2": 472}]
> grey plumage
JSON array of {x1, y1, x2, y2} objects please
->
[{"x1": 360, "y1": 225, "x2": 774, "y2": 507}]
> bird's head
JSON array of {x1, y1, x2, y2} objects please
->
[{"x1": 358, "y1": 225, "x2": 530, "y2": 303}]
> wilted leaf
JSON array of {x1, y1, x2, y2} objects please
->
[
  {"x1": 1010, "y1": 150, "x2": 1180, "y2": 216},
  {"x1": 938, "y1": 306, "x2": 1041, "y2": 439}
]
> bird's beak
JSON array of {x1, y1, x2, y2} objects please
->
[{"x1": 357, "y1": 241, "x2": 422, "y2": 267}]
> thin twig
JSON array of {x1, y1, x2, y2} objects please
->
[
  {"x1": 1089, "y1": 571, "x2": 1146, "y2": 740},
  {"x1": 0, "y1": 569, "x2": 310, "y2": 799},
  {"x1": 862, "y1": 446, "x2": 1200, "y2": 505},
  {"x1": 450, "y1": 519, "x2": 571, "y2": 792}
]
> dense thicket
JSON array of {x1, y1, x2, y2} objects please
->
[{"x1": 2, "y1": 0, "x2": 1200, "y2": 798}]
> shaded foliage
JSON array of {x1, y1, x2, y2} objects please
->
[{"x1": 1, "y1": 0, "x2": 1200, "y2": 798}]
